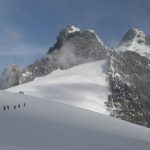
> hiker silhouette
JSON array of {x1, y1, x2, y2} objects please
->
[
  {"x1": 18, "y1": 104, "x2": 20, "y2": 108},
  {"x1": 7, "y1": 105, "x2": 9, "y2": 110}
]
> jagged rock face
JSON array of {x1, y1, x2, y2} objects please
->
[
  {"x1": 118, "y1": 28, "x2": 150, "y2": 58},
  {"x1": 0, "y1": 26, "x2": 108, "y2": 89},
  {"x1": 24, "y1": 52, "x2": 60, "y2": 79},
  {"x1": 106, "y1": 50, "x2": 150, "y2": 127},
  {"x1": 48, "y1": 26, "x2": 107, "y2": 60},
  {"x1": 120, "y1": 28, "x2": 145, "y2": 45},
  {"x1": 48, "y1": 25, "x2": 80, "y2": 51},
  {"x1": 120, "y1": 29, "x2": 138, "y2": 44}
]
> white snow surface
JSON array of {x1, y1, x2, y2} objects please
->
[
  {"x1": 0, "y1": 90, "x2": 150, "y2": 150},
  {"x1": 117, "y1": 28, "x2": 150, "y2": 58},
  {"x1": 67, "y1": 25, "x2": 80, "y2": 33},
  {"x1": 7, "y1": 60, "x2": 110, "y2": 115}
]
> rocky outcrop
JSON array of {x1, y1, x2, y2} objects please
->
[{"x1": 106, "y1": 50, "x2": 150, "y2": 127}]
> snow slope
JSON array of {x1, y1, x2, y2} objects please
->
[
  {"x1": 7, "y1": 60, "x2": 110, "y2": 114},
  {"x1": 0, "y1": 90, "x2": 150, "y2": 150}
]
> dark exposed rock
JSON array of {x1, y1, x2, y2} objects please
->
[
  {"x1": 48, "y1": 26, "x2": 107, "y2": 60},
  {"x1": 120, "y1": 29, "x2": 137, "y2": 44},
  {"x1": 106, "y1": 50, "x2": 150, "y2": 127}
]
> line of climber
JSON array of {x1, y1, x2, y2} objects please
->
[{"x1": 3, "y1": 103, "x2": 26, "y2": 111}]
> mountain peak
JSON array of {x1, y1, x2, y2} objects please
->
[
  {"x1": 48, "y1": 25, "x2": 105, "y2": 53},
  {"x1": 117, "y1": 28, "x2": 150, "y2": 58},
  {"x1": 120, "y1": 28, "x2": 146, "y2": 45},
  {"x1": 65, "y1": 25, "x2": 80, "y2": 33},
  {"x1": 58, "y1": 25, "x2": 80, "y2": 39}
]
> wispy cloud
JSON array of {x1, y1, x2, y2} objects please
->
[
  {"x1": 0, "y1": 27, "x2": 46, "y2": 56},
  {"x1": 0, "y1": 25, "x2": 47, "y2": 73},
  {"x1": 0, "y1": 43, "x2": 45, "y2": 56}
]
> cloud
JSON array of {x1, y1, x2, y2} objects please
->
[
  {"x1": 0, "y1": 25, "x2": 47, "y2": 73},
  {"x1": 0, "y1": 44, "x2": 45, "y2": 56},
  {"x1": 57, "y1": 43, "x2": 78, "y2": 68}
]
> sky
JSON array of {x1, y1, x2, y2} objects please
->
[{"x1": 0, "y1": 0, "x2": 150, "y2": 73}]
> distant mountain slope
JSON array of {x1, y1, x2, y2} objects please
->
[
  {"x1": 7, "y1": 60, "x2": 110, "y2": 114},
  {"x1": 0, "y1": 90, "x2": 150, "y2": 150}
]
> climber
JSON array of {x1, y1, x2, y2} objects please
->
[
  {"x1": 3, "y1": 106, "x2": 6, "y2": 111},
  {"x1": 7, "y1": 105, "x2": 9, "y2": 110}
]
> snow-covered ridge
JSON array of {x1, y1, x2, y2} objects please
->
[
  {"x1": 7, "y1": 60, "x2": 110, "y2": 114},
  {"x1": 117, "y1": 28, "x2": 150, "y2": 58}
]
